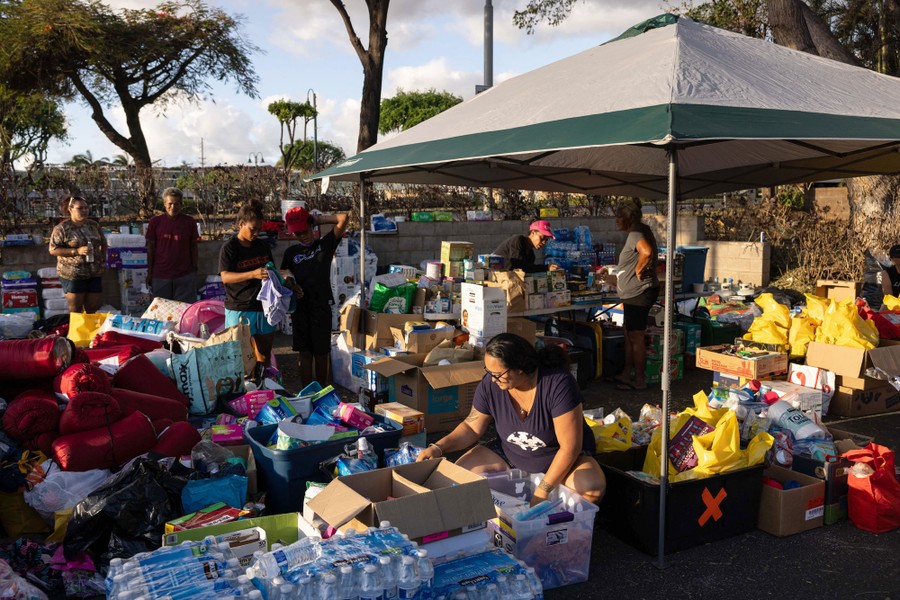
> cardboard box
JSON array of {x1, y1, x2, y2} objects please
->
[
  {"x1": 645, "y1": 353, "x2": 684, "y2": 385},
  {"x1": 791, "y1": 427, "x2": 874, "y2": 524},
  {"x1": 390, "y1": 326, "x2": 455, "y2": 354},
  {"x1": 712, "y1": 370, "x2": 742, "y2": 390},
  {"x1": 815, "y1": 280, "x2": 860, "y2": 302},
  {"x1": 374, "y1": 402, "x2": 425, "y2": 437},
  {"x1": 757, "y1": 466, "x2": 825, "y2": 536},
  {"x1": 828, "y1": 383, "x2": 900, "y2": 417},
  {"x1": 547, "y1": 270, "x2": 567, "y2": 291},
  {"x1": 364, "y1": 355, "x2": 485, "y2": 432},
  {"x1": 805, "y1": 341, "x2": 900, "y2": 416},
  {"x1": 506, "y1": 317, "x2": 537, "y2": 345},
  {"x1": 526, "y1": 293, "x2": 546, "y2": 310},
  {"x1": 762, "y1": 380, "x2": 824, "y2": 419},
  {"x1": 645, "y1": 327, "x2": 685, "y2": 357},
  {"x1": 440, "y1": 241, "x2": 474, "y2": 265},
  {"x1": 675, "y1": 321, "x2": 703, "y2": 354},
  {"x1": 341, "y1": 306, "x2": 421, "y2": 350},
  {"x1": 696, "y1": 344, "x2": 788, "y2": 379},
  {"x1": 307, "y1": 459, "x2": 495, "y2": 542},
  {"x1": 544, "y1": 290, "x2": 571, "y2": 308},
  {"x1": 460, "y1": 282, "x2": 507, "y2": 338}
]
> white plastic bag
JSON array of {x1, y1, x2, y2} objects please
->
[
  {"x1": 24, "y1": 461, "x2": 112, "y2": 518},
  {"x1": 0, "y1": 313, "x2": 37, "y2": 340},
  {"x1": 0, "y1": 558, "x2": 48, "y2": 599}
]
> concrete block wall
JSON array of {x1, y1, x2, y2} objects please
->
[{"x1": 703, "y1": 241, "x2": 771, "y2": 287}]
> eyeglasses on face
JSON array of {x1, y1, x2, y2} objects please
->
[
  {"x1": 71, "y1": 205, "x2": 88, "y2": 211},
  {"x1": 483, "y1": 365, "x2": 512, "y2": 382}
]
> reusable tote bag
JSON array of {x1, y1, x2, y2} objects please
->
[
  {"x1": 169, "y1": 340, "x2": 245, "y2": 415},
  {"x1": 205, "y1": 318, "x2": 255, "y2": 377},
  {"x1": 843, "y1": 443, "x2": 900, "y2": 533}
]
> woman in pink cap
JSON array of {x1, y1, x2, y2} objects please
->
[{"x1": 493, "y1": 219, "x2": 560, "y2": 272}]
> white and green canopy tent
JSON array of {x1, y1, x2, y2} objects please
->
[{"x1": 313, "y1": 13, "x2": 900, "y2": 562}]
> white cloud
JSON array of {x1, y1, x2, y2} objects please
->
[{"x1": 386, "y1": 58, "x2": 480, "y2": 99}]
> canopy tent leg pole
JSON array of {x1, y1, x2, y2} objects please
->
[
  {"x1": 359, "y1": 175, "x2": 368, "y2": 310},
  {"x1": 657, "y1": 146, "x2": 677, "y2": 568}
]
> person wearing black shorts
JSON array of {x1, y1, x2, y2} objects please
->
[
  {"x1": 280, "y1": 207, "x2": 349, "y2": 387},
  {"x1": 601, "y1": 200, "x2": 660, "y2": 390}
]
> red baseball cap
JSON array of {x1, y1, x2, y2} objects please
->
[
  {"x1": 529, "y1": 220, "x2": 555, "y2": 239},
  {"x1": 286, "y1": 206, "x2": 311, "y2": 233}
]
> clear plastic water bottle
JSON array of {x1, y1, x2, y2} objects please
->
[
  {"x1": 397, "y1": 555, "x2": 419, "y2": 599},
  {"x1": 495, "y1": 575, "x2": 511, "y2": 597},
  {"x1": 483, "y1": 583, "x2": 500, "y2": 600},
  {"x1": 524, "y1": 567, "x2": 544, "y2": 600},
  {"x1": 320, "y1": 572, "x2": 339, "y2": 600},
  {"x1": 86, "y1": 240, "x2": 95, "y2": 263},
  {"x1": 256, "y1": 538, "x2": 321, "y2": 578},
  {"x1": 465, "y1": 584, "x2": 480, "y2": 599},
  {"x1": 511, "y1": 574, "x2": 532, "y2": 600},
  {"x1": 248, "y1": 590, "x2": 263, "y2": 600},
  {"x1": 379, "y1": 555, "x2": 397, "y2": 599},
  {"x1": 414, "y1": 548, "x2": 434, "y2": 592},
  {"x1": 338, "y1": 565, "x2": 357, "y2": 600},
  {"x1": 359, "y1": 563, "x2": 384, "y2": 600},
  {"x1": 278, "y1": 583, "x2": 296, "y2": 599}
]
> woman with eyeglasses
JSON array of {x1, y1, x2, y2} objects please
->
[
  {"x1": 492, "y1": 219, "x2": 561, "y2": 272},
  {"x1": 48, "y1": 196, "x2": 107, "y2": 313},
  {"x1": 417, "y1": 333, "x2": 606, "y2": 506}
]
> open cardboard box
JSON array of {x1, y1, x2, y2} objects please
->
[
  {"x1": 805, "y1": 341, "x2": 900, "y2": 416},
  {"x1": 162, "y1": 511, "x2": 319, "y2": 550},
  {"x1": 340, "y1": 306, "x2": 422, "y2": 350},
  {"x1": 696, "y1": 344, "x2": 788, "y2": 379},
  {"x1": 390, "y1": 325, "x2": 456, "y2": 353},
  {"x1": 364, "y1": 354, "x2": 485, "y2": 432},
  {"x1": 757, "y1": 465, "x2": 825, "y2": 537},
  {"x1": 307, "y1": 459, "x2": 495, "y2": 542}
]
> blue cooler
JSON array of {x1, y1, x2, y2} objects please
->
[{"x1": 676, "y1": 246, "x2": 709, "y2": 293}]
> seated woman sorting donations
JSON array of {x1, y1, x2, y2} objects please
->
[{"x1": 417, "y1": 333, "x2": 606, "y2": 506}]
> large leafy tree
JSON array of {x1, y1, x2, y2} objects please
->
[
  {"x1": 0, "y1": 87, "x2": 67, "y2": 167},
  {"x1": 0, "y1": 0, "x2": 259, "y2": 215},
  {"x1": 328, "y1": 0, "x2": 390, "y2": 152},
  {"x1": 378, "y1": 88, "x2": 463, "y2": 135},
  {"x1": 268, "y1": 99, "x2": 317, "y2": 194},
  {"x1": 279, "y1": 140, "x2": 346, "y2": 172}
]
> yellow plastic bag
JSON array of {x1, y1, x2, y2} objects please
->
[
  {"x1": 45, "y1": 508, "x2": 74, "y2": 544},
  {"x1": 643, "y1": 392, "x2": 773, "y2": 482},
  {"x1": 66, "y1": 312, "x2": 110, "y2": 347},
  {"x1": 788, "y1": 315, "x2": 817, "y2": 359},
  {"x1": 743, "y1": 293, "x2": 790, "y2": 346},
  {"x1": 0, "y1": 491, "x2": 49, "y2": 538},
  {"x1": 815, "y1": 298, "x2": 879, "y2": 349},
  {"x1": 594, "y1": 411, "x2": 632, "y2": 453},
  {"x1": 804, "y1": 294, "x2": 831, "y2": 326},
  {"x1": 883, "y1": 294, "x2": 900, "y2": 311}
]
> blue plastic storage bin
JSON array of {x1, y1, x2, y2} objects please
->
[
  {"x1": 244, "y1": 414, "x2": 402, "y2": 514},
  {"x1": 676, "y1": 245, "x2": 709, "y2": 293}
]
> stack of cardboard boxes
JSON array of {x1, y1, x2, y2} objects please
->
[
  {"x1": 644, "y1": 326, "x2": 686, "y2": 384},
  {"x1": 523, "y1": 271, "x2": 570, "y2": 310},
  {"x1": 440, "y1": 241, "x2": 474, "y2": 278}
]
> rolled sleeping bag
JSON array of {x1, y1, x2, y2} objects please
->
[
  {"x1": 32, "y1": 431, "x2": 59, "y2": 457},
  {"x1": 58, "y1": 392, "x2": 123, "y2": 435},
  {"x1": 2, "y1": 389, "x2": 61, "y2": 443},
  {"x1": 51, "y1": 410, "x2": 158, "y2": 471},
  {"x1": 54, "y1": 363, "x2": 112, "y2": 398},
  {"x1": 151, "y1": 418, "x2": 174, "y2": 436},
  {"x1": 0, "y1": 336, "x2": 73, "y2": 381},
  {"x1": 109, "y1": 388, "x2": 188, "y2": 423},
  {"x1": 151, "y1": 421, "x2": 202, "y2": 458},
  {"x1": 112, "y1": 354, "x2": 189, "y2": 407}
]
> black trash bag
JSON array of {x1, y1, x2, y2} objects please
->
[{"x1": 63, "y1": 457, "x2": 190, "y2": 568}]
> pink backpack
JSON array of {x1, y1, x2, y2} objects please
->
[{"x1": 178, "y1": 300, "x2": 226, "y2": 337}]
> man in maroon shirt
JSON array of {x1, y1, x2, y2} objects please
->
[{"x1": 146, "y1": 187, "x2": 200, "y2": 303}]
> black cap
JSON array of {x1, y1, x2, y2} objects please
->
[{"x1": 891, "y1": 244, "x2": 900, "y2": 259}]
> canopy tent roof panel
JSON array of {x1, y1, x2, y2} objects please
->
[{"x1": 314, "y1": 17, "x2": 900, "y2": 196}]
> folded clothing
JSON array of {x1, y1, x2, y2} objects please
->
[
  {"x1": 59, "y1": 392, "x2": 122, "y2": 435},
  {"x1": 52, "y1": 410, "x2": 157, "y2": 471}
]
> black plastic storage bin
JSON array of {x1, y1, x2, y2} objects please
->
[
  {"x1": 597, "y1": 446, "x2": 764, "y2": 555},
  {"x1": 245, "y1": 414, "x2": 402, "y2": 515}
]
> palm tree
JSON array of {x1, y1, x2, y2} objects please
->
[{"x1": 67, "y1": 149, "x2": 110, "y2": 166}]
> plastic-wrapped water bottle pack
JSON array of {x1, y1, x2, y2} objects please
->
[
  {"x1": 105, "y1": 535, "x2": 256, "y2": 600},
  {"x1": 430, "y1": 547, "x2": 544, "y2": 600}
]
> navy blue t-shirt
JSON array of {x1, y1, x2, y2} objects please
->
[
  {"x1": 473, "y1": 367, "x2": 590, "y2": 474},
  {"x1": 280, "y1": 231, "x2": 340, "y2": 307}
]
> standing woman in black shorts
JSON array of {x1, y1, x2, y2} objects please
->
[
  {"x1": 48, "y1": 196, "x2": 107, "y2": 313},
  {"x1": 601, "y1": 200, "x2": 660, "y2": 390}
]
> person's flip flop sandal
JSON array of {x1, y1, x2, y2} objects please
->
[{"x1": 616, "y1": 381, "x2": 636, "y2": 391}]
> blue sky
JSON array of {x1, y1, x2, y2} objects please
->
[{"x1": 43, "y1": 0, "x2": 665, "y2": 167}]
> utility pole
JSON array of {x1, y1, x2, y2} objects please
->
[{"x1": 200, "y1": 138, "x2": 205, "y2": 168}]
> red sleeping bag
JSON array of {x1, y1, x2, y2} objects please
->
[
  {"x1": 109, "y1": 388, "x2": 188, "y2": 423},
  {"x1": 0, "y1": 336, "x2": 73, "y2": 381},
  {"x1": 113, "y1": 354, "x2": 189, "y2": 407},
  {"x1": 51, "y1": 410, "x2": 158, "y2": 471},
  {"x1": 58, "y1": 392, "x2": 123, "y2": 435},
  {"x1": 32, "y1": 431, "x2": 59, "y2": 457},
  {"x1": 54, "y1": 363, "x2": 112, "y2": 397},
  {"x1": 2, "y1": 389, "x2": 60, "y2": 443},
  {"x1": 152, "y1": 421, "x2": 202, "y2": 457},
  {"x1": 92, "y1": 330, "x2": 163, "y2": 353},
  {"x1": 80, "y1": 345, "x2": 143, "y2": 366}
]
